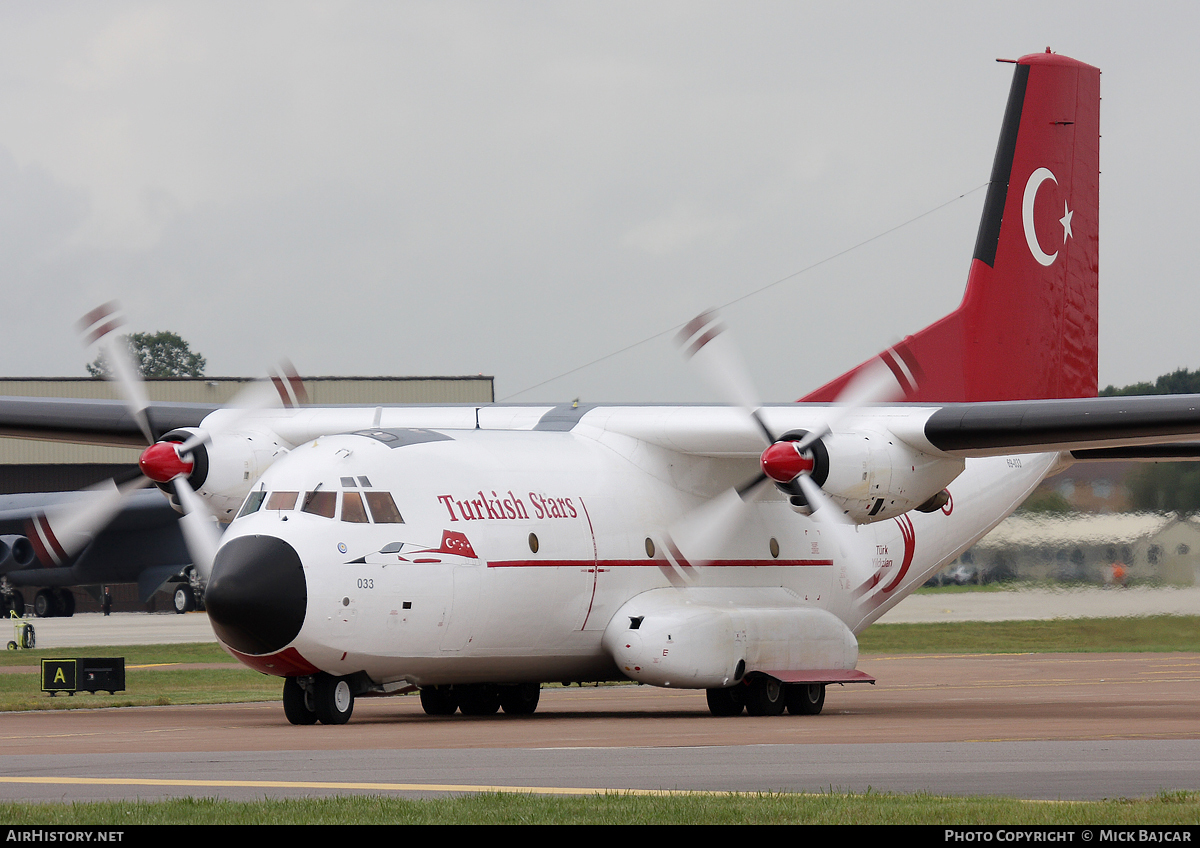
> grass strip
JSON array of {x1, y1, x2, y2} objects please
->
[
  {"x1": 857, "y1": 614, "x2": 1200, "y2": 654},
  {"x1": 0, "y1": 642, "x2": 235, "y2": 668},
  {"x1": 1, "y1": 790, "x2": 1199, "y2": 825},
  {"x1": 0, "y1": 642, "x2": 276, "y2": 711}
]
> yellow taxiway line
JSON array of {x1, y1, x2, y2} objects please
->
[{"x1": 0, "y1": 775, "x2": 729, "y2": 797}]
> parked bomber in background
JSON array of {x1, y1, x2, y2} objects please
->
[
  {"x1": 0, "y1": 487, "x2": 199, "y2": 617},
  {"x1": 5, "y1": 50, "x2": 1200, "y2": 724},
  {"x1": 0, "y1": 382, "x2": 217, "y2": 616}
]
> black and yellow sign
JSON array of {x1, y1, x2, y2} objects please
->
[
  {"x1": 41, "y1": 657, "x2": 124, "y2": 695},
  {"x1": 41, "y1": 659, "x2": 77, "y2": 693}
]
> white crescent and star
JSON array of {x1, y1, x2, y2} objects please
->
[{"x1": 1022, "y1": 167, "x2": 1073, "y2": 266}]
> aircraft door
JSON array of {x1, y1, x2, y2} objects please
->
[{"x1": 440, "y1": 563, "x2": 482, "y2": 652}]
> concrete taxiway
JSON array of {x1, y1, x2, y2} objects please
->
[{"x1": 2, "y1": 591, "x2": 1198, "y2": 802}]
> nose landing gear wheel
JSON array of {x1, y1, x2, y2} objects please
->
[
  {"x1": 282, "y1": 677, "x2": 318, "y2": 725},
  {"x1": 313, "y1": 674, "x2": 354, "y2": 725}
]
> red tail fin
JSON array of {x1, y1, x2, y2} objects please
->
[{"x1": 805, "y1": 50, "x2": 1100, "y2": 403}]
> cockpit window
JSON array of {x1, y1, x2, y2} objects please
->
[
  {"x1": 341, "y1": 491, "x2": 369, "y2": 523},
  {"x1": 301, "y1": 490, "x2": 336, "y2": 518},
  {"x1": 266, "y1": 491, "x2": 299, "y2": 511},
  {"x1": 364, "y1": 491, "x2": 404, "y2": 524},
  {"x1": 237, "y1": 490, "x2": 267, "y2": 519}
]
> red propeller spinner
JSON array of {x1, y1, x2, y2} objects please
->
[
  {"x1": 138, "y1": 441, "x2": 195, "y2": 484},
  {"x1": 759, "y1": 441, "x2": 815, "y2": 484}
]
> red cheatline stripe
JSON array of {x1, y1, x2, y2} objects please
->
[
  {"x1": 486, "y1": 560, "x2": 592, "y2": 568},
  {"x1": 487, "y1": 558, "x2": 834, "y2": 568}
]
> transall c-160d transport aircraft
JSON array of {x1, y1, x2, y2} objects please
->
[{"x1": 6, "y1": 49, "x2": 1200, "y2": 725}]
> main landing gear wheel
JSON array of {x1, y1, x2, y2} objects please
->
[
  {"x1": 33, "y1": 590, "x2": 57, "y2": 618},
  {"x1": 499, "y1": 682, "x2": 541, "y2": 715},
  {"x1": 744, "y1": 676, "x2": 785, "y2": 716},
  {"x1": 173, "y1": 584, "x2": 195, "y2": 613},
  {"x1": 30, "y1": 589, "x2": 74, "y2": 618},
  {"x1": 706, "y1": 685, "x2": 746, "y2": 716},
  {"x1": 313, "y1": 673, "x2": 354, "y2": 725},
  {"x1": 457, "y1": 684, "x2": 501, "y2": 716},
  {"x1": 419, "y1": 685, "x2": 459, "y2": 716},
  {"x1": 785, "y1": 683, "x2": 826, "y2": 716},
  {"x1": 282, "y1": 677, "x2": 318, "y2": 725}
]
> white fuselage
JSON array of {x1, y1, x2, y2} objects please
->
[{"x1": 208, "y1": 404, "x2": 1061, "y2": 690}]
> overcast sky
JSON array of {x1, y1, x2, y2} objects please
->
[{"x1": 0, "y1": 2, "x2": 1195, "y2": 403}]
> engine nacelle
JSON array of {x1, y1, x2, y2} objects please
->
[
  {"x1": 0, "y1": 535, "x2": 35, "y2": 575},
  {"x1": 158, "y1": 428, "x2": 289, "y2": 520},
  {"x1": 785, "y1": 430, "x2": 964, "y2": 524},
  {"x1": 602, "y1": 588, "x2": 859, "y2": 689}
]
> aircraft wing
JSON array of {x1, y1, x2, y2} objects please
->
[
  {"x1": 577, "y1": 394, "x2": 1200, "y2": 460},
  {"x1": 911, "y1": 394, "x2": 1200, "y2": 457},
  {"x1": 2, "y1": 394, "x2": 1200, "y2": 461},
  {"x1": 0, "y1": 397, "x2": 216, "y2": 447},
  {"x1": 1068, "y1": 444, "x2": 1200, "y2": 460}
]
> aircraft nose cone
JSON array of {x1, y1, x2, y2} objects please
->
[{"x1": 206, "y1": 535, "x2": 307, "y2": 656}]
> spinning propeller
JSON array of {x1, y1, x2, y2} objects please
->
[
  {"x1": 668, "y1": 310, "x2": 918, "y2": 595},
  {"x1": 26, "y1": 303, "x2": 304, "y2": 587}
]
